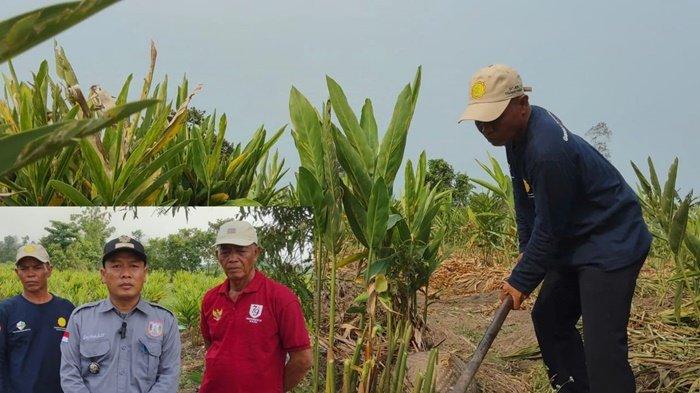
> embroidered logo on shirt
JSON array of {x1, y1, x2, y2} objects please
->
[
  {"x1": 61, "y1": 331, "x2": 70, "y2": 343},
  {"x1": 16, "y1": 321, "x2": 26, "y2": 331},
  {"x1": 146, "y1": 320, "x2": 164, "y2": 338},
  {"x1": 212, "y1": 308, "x2": 223, "y2": 321},
  {"x1": 523, "y1": 180, "x2": 531, "y2": 193},
  {"x1": 54, "y1": 316, "x2": 68, "y2": 332},
  {"x1": 246, "y1": 304, "x2": 263, "y2": 324}
]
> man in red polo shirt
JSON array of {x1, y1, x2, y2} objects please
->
[{"x1": 199, "y1": 220, "x2": 312, "y2": 392}]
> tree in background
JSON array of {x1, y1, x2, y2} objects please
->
[
  {"x1": 585, "y1": 122, "x2": 612, "y2": 159},
  {"x1": 41, "y1": 208, "x2": 114, "y2": 270},
  {"x1": 41, "y1": 221, "x2": 80, "y2": 252},
  {"x1": 0, "y1": 235, "x2": 27, "y2": 263},
  {"x1": 426, "y1": 158, "x2": 473, "y2": 206},
  {"x1": 145, "y1": 228, "x2": 216, "y2": 272}
]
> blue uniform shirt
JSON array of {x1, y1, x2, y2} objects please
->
[
  {"x1": 505, "y1": 106, "x2": 652, "y2": 294},
  {"x1": 0, "y1": 294, "x2": 75, "y2": 393}
]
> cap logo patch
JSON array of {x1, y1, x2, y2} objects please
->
[
  {"x1": 115, "y1": 242, "x2": 135, "y2": 249},
  {"x1": 23, "y1": 245, "x2": 36, "y2": 253},
  {"x1": 505, "y1": 84, "x2": 523, "y2": 96},
  {"x1": 119, "y1": 235, "x2": 132, "y2": 243},
  {"x1": 227, "y1": 228, "x2": 237, "y2": 234},
  {"x1": 471, "y1": 81, "x2": 486, "y2": 99}
]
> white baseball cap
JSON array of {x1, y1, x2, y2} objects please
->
[
  {"x1": 15, "y1": 243, "x2": 50, "y2": 265},
  {"x1": 458, "y1": 64, "x2": 532, "y2": 123},
  {"x1": 215, "y1": 220, "x2": 258, "y2": 246}
]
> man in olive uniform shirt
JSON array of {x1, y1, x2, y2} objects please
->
[{"x1": 60, "y1": 236, "x2": 180, "y2": 393}]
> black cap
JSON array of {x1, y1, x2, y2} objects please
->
[{"x1": 102, "y1": 235, "x2": 147, "y2": 265}]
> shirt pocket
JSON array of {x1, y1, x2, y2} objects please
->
[
  {"x1": 8, "y1": 329, "x2": 31, "y2": 346},
  {"x1": 135, "y1": 336, "x2": 162, "y2": 384},
  {"x1": 79, "y1": 338, "x2": 110, "y2": 377}
]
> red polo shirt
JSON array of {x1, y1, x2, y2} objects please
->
[{"x1": 199, "y1": 270, "x2": 310, "y2": 392}]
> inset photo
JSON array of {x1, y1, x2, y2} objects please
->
[{"x1": 0, "y1": 206, "x2": 313, "y2": 393}]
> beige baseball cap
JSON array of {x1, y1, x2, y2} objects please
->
[
  {"x1": 215, "y1": 220, "x2": 258, "y2": 246},
  {"x1": 458, "y1": 64, "x2": 532, "y2": 123},
  {"x1": 15, "y1": 243, "x2": 50, "y2": 265}
]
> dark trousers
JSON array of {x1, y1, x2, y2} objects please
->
[{"x1": 531, "y1": 254, "x2": 646, "y2": 393}]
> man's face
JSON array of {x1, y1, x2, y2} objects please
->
[
  {"x1": 15, "y1": 257, "x2": 51, "y2": 294},
  {"x1": 100, "y1": 250, "x2": 147, "y2": 302},
  {"x1": 474, "y1": 96, "x2": 530, "y2": 146},
  {"x1": 217, "y1": 244, "x2": 260, "y2": 282}
]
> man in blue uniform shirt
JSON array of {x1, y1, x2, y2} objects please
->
[
  {"x1": 459, "y1": 64, "x2": 652, "y2": 393},
  {"x1": 0, "y1": 243, "x2": 75, "y2": 393},
  {"x1": 60, "y1": 235, "x2": 180, "y2": 393}
]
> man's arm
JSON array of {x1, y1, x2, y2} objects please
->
[
  {"x1": 148, "y1": 315, "x2": 181, "y2": 393},
  {"x1": 278, "y1": 297, "x2": 311, "y2": 392},
  {"x1": 283, "y1": 348, "x2": 312, "y2": 392},
  {"x1": 60, "y1": 312, "x2": 90, "y2": 393},
  {"x1": 508, "y1": 158, "x2": 577, "y2": 295}
]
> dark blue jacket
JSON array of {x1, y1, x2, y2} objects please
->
[
  {"x1": 505, "y1": 106, "x2": 652, "y2": 294},
  {"x1": 0, "y1": 294, "x2": 74, "y2": 393}
]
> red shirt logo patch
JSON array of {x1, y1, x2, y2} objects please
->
[{"x1": 247, "y1": 304, "x2": 263, "y2": 323}]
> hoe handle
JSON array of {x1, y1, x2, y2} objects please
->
[{"x1": 450, "y1": 295, "x2": 514, "y2": 392}]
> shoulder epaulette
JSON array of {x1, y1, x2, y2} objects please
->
[
  {"x1": 148, "y1": 301, "x2": 175, "y2": 317},
  {"x1": 72, "y1": 299, "x2": 102, "y2": 313}
]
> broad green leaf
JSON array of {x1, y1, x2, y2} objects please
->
[
  {"x1": 289, "y1": 87, "x2": 325, "y2": 180},
  {"x1": 647, "y1": 156, "x2": 661, "y2": 196},
  {"x1": 376, "y1": 84, "x2": 413, "y2": 186},
  {"x1": 79, "y1": 139, "x2": 112, "y2": 202},
  {"x1": 630, "y1": 161, "x2": 653, "y2": 200},
  {"x1": 360, "y1": 99, "x2": 378, "y2": 155},
  {"x1": 48, "y1": 179, "x2": 93, "y2": 205},
  {"x1": 661, "y1": 157, "x2": 678, "y2": 219},
  {"x1": 668, "y1": 192, "x2": 691, "y2": 254},
  {"x1": 326, "y1": 76, "x2": 374, "y2": 172},
  {"x1": 0, "y1": 0, "x2": 120, "y2": 63},
  {"x1": 332, "y1": 127, "x2": 372, "y2": 200},
  {"x1": 342, "y1": 184, "x2": 369, "y2": 247},
  {"x1": 366, "y1": 177, "x2": 390, "y2": 250}
]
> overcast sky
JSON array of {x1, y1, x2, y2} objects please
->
[
  {"x1": 0, "y1": 207, "x2": 262, "y2": 242},
  {"x1": 3, "y1": 1, "x2": 698, "y2": 192}
]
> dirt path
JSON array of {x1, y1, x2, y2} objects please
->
[{"x1": 406, "y1": 290, "x2": 544, "y2": 392}]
